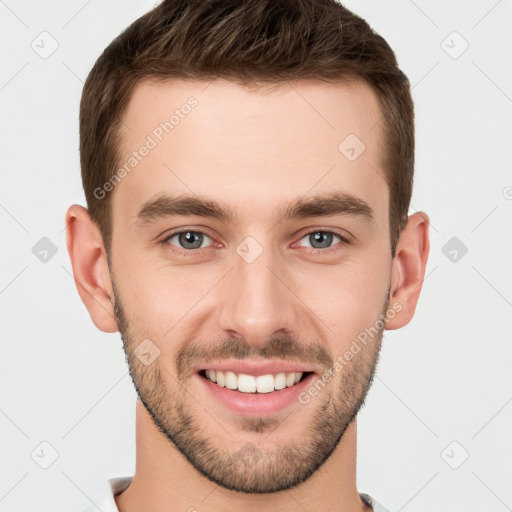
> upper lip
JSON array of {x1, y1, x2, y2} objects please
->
[{"x1": 193, "y1": 359, "x2": 317, "y2": 377}]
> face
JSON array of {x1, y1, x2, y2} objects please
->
[{"x1": 109, "y1": 78, "x2": 393, "y2": 493}]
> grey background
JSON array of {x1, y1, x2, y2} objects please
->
[{"x1": 1, "y1": 1, "x2": 511, "y2": 511}]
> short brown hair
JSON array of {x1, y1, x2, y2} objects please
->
[{"x1": 80, "y1": 0, "x2": 414, "y2": 257}]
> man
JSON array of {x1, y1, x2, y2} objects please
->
[{"x1": 66, "y1": 0, "x2": 429, "y2": 510}]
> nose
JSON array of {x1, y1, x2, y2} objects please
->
[{"x1": 217, "y1": 241, "x2": 301, "y2": 349}]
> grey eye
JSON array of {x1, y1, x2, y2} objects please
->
[
  {"x1": 168, "y1": 231, "x2": 212, "y2": 250},
  {"x1": 299, "y1": 231, "x2": 342, "y2": 250}
]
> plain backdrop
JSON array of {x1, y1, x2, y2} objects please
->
[{"x1": 1, "y1": 1, "x2": 511, "y2": 511}]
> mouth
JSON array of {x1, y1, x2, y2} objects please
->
[
  {"x1": 198, "y1": 368, "x2": 314, "y2": 394},
  {"x1": 194, "y1": 363, "x2": 318, "y2": 416}
]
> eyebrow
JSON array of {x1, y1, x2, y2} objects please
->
[{"x1": 135, "y1": 190, "x2": 374, "y2": 227}]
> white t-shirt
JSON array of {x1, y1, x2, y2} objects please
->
[{"x1": 83, "y1": 477, "x2": 391, "y2": 512}]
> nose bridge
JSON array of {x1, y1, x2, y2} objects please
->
[{"x1": 218, "y1": 236, "x2": 298, "y2": 347}]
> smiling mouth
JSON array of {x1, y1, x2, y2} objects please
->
[{"x1": 198, "y1": 369, "x2": 313, "y2": 394}]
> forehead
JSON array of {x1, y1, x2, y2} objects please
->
[{"x1": 113, "y1": 78, "x2": 387, "y2": 226}]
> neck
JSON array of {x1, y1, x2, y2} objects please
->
[{"x1": 115, "y1": 399, "x2": 370, "y2": 512}]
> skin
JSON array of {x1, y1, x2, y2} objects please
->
[{"x1": 66, "y1": 78, "x2": 429, "y2": 512}]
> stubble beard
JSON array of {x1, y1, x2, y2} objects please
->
[{"x1": 112, "y1": 279, "x2": 386, "y2": 493}]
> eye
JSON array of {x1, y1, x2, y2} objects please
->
[
  {"x1": 296, "y1": 230, "x2": 348, "y2": 251},
  {"x1": 162, "y1": 230, "x2": 213, "y2": 252}
]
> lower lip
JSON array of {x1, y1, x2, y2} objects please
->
[{"x1": 195, "y1": 372, "x2": 316, "y2": 416}]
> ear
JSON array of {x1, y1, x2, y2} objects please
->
[
  {"x1": 385, "y1": 211, "x2": 430, "y2": 330},
  {"x1": 65, "y1": 204, "x2": 118, "y2": 333}
]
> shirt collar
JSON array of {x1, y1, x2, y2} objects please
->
[{"x1": 84, "y1": 477, "x2": 391, "y2": 512}]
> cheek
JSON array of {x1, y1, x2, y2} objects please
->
[
  {"x1": 116, "y1": 264, "x2": 217, "y2": 347},
  {"x1": 297, "y1": 255, "x2": 390, "y2": 353}
]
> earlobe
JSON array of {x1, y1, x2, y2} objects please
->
[
  {"x1": 65, "y1": 204, "x2": 118, "y2": 333},
  {"x1": 385, "y1": 212, "x2": 430, "y2": 330}
]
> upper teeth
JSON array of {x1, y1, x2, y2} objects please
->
[{"x1": 205, "y1": 370, "x2": 304, "y2": 393}]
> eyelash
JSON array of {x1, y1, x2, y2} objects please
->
[{"x1": 160, "y1": 228, "x2": 350, "y2": 257}]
